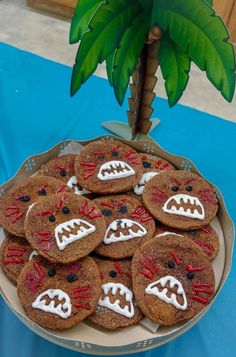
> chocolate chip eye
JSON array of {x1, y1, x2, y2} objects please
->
[
  {"x1": 187, "y1": 272, "x2": 194, "y2": 280},
  {"x1": 109, "y1": 270, "x2": 117, "y2": 278},
  {"x1": 38, "y1": 189, "x2": 46, "y2": 196},
  {"x1": 48, "y1": 267, "x2": 56, "y2": 277},
  {"x1": 20, "y1": 195, "x2": 30, "y2": 202},
  {"x1": 49, "y1": 215, "x2": 56, "y2": 222},
  {"x1": 62, "y1": 207, "x2": 70, "y2": 214},
  {"x1": 142, "y1": 161, "x2": 151, "y2": 168},
  {"x1": 172, "y1": 186, "x2": 179, "y2": 192},
  {"x1": 112, "y1": 150, "x2": 119, "y2": 157},
  {"x1": 188, "y1": 230, "x2": 196, "y2": 237},
  {"x1": 97, "y1": 155, "x2": 105, "y2": 160},
  {"x1": 102, "y1": 209, "x2": 112, "y2": 217},
  {"x1": 60, "y1": 169, "x2": 67, "y2": 177},
  {"x1": 119, "y1": 206, "x2": 127, "y2": 214},
  {"x1": 66, "y1": 273, "x2": 78, "y2": 282},
  {"x1": 186, "y1": 185, "x2": 193, "y2": 192},
  {"x1": 168, "y1": 260, "x2": 175, "y2": 268}
]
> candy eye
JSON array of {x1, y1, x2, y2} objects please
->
[
  {"x1": 49, "y1": 215, "x2": 56, "y2": 222},
  {"x1": 47, "y1": 267, "x2": 56, "y2": 277},
  {"x1": 109, "y1": 270, "x2": 117, "y2": 278},
  {"x1": 186, "y1": 185, "x2": 193, "y2": 192},
  {"x1": 97, "y1": 155, "x2": 105, "y2": 160},
  {"x1": 20, "y1": 195, "x2": 31, "y2": 202},
  {"x1": 142, "y1": 161, "x2": 151, "y2": 168},
  {"x1": 119, "y1": 206, "x2": 127, "y2": 214},
  {"x1": 102, "y1": 209, "x2": 112, "y2": 217},
  {"x1": 112, "y1": 150, "x2": 119, "y2": 157},
  {"x1": 66, "y1": 273, "x2": 78, "y2": 282},
  {"x1": 60, "y1": 169, "x2": 67, "y2": 177},
  {"x1": 38, "y1": 189, "x2": 46, "y2": 196},
  {"x1": 168, "y1": 260, "x2": 175, "y2": 268},
  {"x1": 172, "y1": 186, "x2": 179, "y2": 192},
  {"x1": 188, "y1": 230, "x2": 196, "y2": 237},
  {"x1": 187, "y1": 272, "x2": 194, "y2": 280},
  {"x1": 62, "y1": 207, "x2": 70, "y2": 214}
]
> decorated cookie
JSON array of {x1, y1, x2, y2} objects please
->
[
  {"x1": 38, "y1": 154, "x2": 90, "y2": 196},
  {"x1": 143, "y1": 170, "x2": 218, "y2": 230},
  {"x1": 0, "y1": 233, "x2": 38, "y2": 284},
  {"x1": 0, "y1": 177, "x2": 71, "y2": 237},
  {"x1": 74, "y1": 140, "x2": 143, "y2": 194},
  {"x1": 88, "y1": 257, "x2": 142, "y2": 330},
  {"x1": 93, "y1": 195, "x2": 155, "y2": 259},
  {"x1": 134, "y1": 154, "x2": 175, "y2": 196},
  {"x1": 155, "y1": 223, "x2": 219, "y2": 261},
  {"x1": 132, "y1": 235, "x2": 215, "y2": 326},
  {"x1": 24, "y1": 193, "x2": 106, "y2": 263},
  {"x1": 17, "y1": 256, "x2": 101, "y2": 329}
]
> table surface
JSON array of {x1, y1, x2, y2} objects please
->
[{"x1": 0, "y1": 42, "x2": 236, "y2": 357}]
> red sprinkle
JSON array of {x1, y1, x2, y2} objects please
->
[
  {"x1": 193, "y1": 288, "x2": 212, "y2": 295},
  {"x1": 74, "y1": 302, "x2": 87, "y2": 309},
  {"x1": 114, "y1": 262, "x2": 123, "y2": 274},
  {"x1": 36, "y1": 210, "x2": 53, "y2": 217},
  {"x1": 4, "y1": 259, "x2": 24, "y2": 264},
  {"x1": 171, "y1": 252, "x2": 181, "y2": 266},
  {"x1": 187, "y1": 265, "x2": 205, "y2": 272},
  {"x1": 54, "y1": 185, "x2": 67, "y2": 194},
  {"x1": 33, "y1": 262, "x2": 45, "y2": 278},
  {"x1": 100, "y1": 202, "x2": 115, "y2": 209},
  {"x1": 192, "y1": 295, "x2": 208, "y2": 304}
]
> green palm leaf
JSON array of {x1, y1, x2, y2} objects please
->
[
  {"x1": 71, "y1": 0, "x2": 142, "y2": 96},
  {"x1": 106, "y1": 54, "x2": 114, "y2": 86},
  {"x1": 70, "y1": 0, "x2": 105, "y2": 44},
  {"x1": 159, "y1": 34, "x2": 191, "y2": 107},
  {"x1": 111, "y1": 11, "x2": 150, "y2": 105},
  {"x1": 151, "y1": 0, "x2": 235, "y2": 102}
]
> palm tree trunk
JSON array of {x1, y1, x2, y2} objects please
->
[{"x1": 127, "y1": 40, "x2": 160, "y2": 137}]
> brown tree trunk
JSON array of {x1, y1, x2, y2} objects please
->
[{"x1": 127, "y1": 39, "x2": 160, "y2": 137}]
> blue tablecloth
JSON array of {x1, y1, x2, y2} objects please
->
[{"x1": 0, "y1": 42, "x2": 236, "y2": 357}]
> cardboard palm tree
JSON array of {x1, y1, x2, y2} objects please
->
[{"x1": 70, "y1": 0, "x2": 235, "y2": 139}]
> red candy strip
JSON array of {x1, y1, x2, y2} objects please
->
[
  {"x1": 72, "y1": 293, "x2": 91, "y2": 299},
  {"x1": 80, "y1": 161, "x2": 96, "y2": 167},
  {"x1": 6, "y1": 205, "x2": 19, "y2": 210},
  {"x1": 34, "y1": 231, "x2": 51, "y2": 236},
  {"x1": 33, "y1": 262, "x2": 45, "y2": 278},
  {"x1": 193, "y1": 288, "x2": 212, "y2": 295},
  {"x1": 146, "y1": 256, "x2": 159, "y2": 272},
  {"x1": 124, "y1": 150, "x2": 136, "y2": 157},
  {"x1": 171, "y1": 252, "x2": 181, "y2": 266},
  {"x1": 7, "y1": 246, "x2": 27, "y2": 252},
  {"x1": 100, "y1": 202, "x2": 115, "y2": 209},
  {"x1": 6, "y1": 251, "x2": 24, "y2": 257},
  {"x1": 4, "y1": 259, "x2": 24, "y2": 264},
  {"x1": 37, "y1": 237, "x2": 51, "y2": 243},
  {"x1": 192, "y1": 295, "x2": 208, "y2": 304},
  {"x1": 84, "y1": 172, "x2": 95, "y2": 180},
  {"x1": 187, "y1": 265, "x2": 205, "y2": 272},
  {"x1": 74, "y1": 302, "x2": 87, "y2": 308},
  {"x1": 111, "y1": 145, "x2": 121, "y2": 152},
  {"x1": 140, "y1": 216, "x2": 153, "y2": 222},
  {"x1": 14, "y1": 194, "x2": 29, "y2": 200},
  {"x1": 84, "y1": 207, "x2": 95, "y2": 215},
  {"x1": 40, "y1": 183, "x2": 48, "y2": 189},
  {"x1": 94, "y1": 152, "x2": 104, "y2": 156},
  {"x1": 192, "y1": 283, "x2": 211, "y2": 288},
  {"x1": 54, "y1": 185, "x2": 67, "y2": 194},
  {"x1": 56, "y1": 195, "x2": 67, "y2": 208},
  {"x1": 79, "y1": 200, "x2": 102, "y2": 219},
  {"x1": 74, "y1": 286, "x2": 90, "y2": 293},
  {"x1": 114, "y1": 262, "x2": 123, "y2": 274},
  {"x1": 54, "y1": 165, "x2": 66, "y2": 170},
  {"x1": 201, "y1": 227, "x2": 211, "y2": 234},
  {"x1": 5, "y1": 211, "x2": 19, "y2": 217},
  {"x1": 140, "y1": 270, "x2": 153, "y2": 280},
  {"x1": 100, "y1": 272, "x2": 105, "y2": 280},
  {"x1": 140, "y1": 260, "x2": 156, "y2": 275},
  {"x1": 79, "y1": 200, "x2": 87, "y2": 213},
  {"x1": 12, "y1": 212, "x2": 24, "y2": 223},
  {"x1": 118, "y1": 199, "x2": 127, "y2": 207},
  {"x1": 36, "y1": 210, "x2": 53, "y2": 217}
]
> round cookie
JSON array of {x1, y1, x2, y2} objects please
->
[
  {"x1": 133, "y1": 154, "x2": 175, "y2": 196},
  {"x1": 155, "y1": 223, "x2": 219, "y2": 261},
  {"x1": 38, "y1": 154, "x2": 90, "y2": 196},
  {"x1": 143, "y1": 170, "x2": 218, "y2": 230},
  {"x1": 74, "y1": 140, "x2": 143, "y2": 194},
  {"x1": 88, "y1": 257, "x2": 142, "y2": 330},
  {"x1": 93, "y1": 195, "x2": 155, "y2": 259},
  {"x1": 132, "y1": 235, "x2": 215, "y2": 326},
  {"x1": 24, "y1": 193, "x2": 106, "y2": 263},
  {"x1": 0, "y1": 234, "x2": 38, "y2": 284},
  {"x1": 0, "y1": 176, "x2": 71, "y2": 237},
  {"x1": 17, "y1": 256, "x2": 101, "y2": 330}
]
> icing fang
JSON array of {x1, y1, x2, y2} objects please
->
[
  {"x1": 32, "y1": 289, "x2": 72, "y2": 318},
  {"x1": 103, "y1": 219, "x2": 147, "y2": 244},
  {"x1": 55, "y1": 219, "x2": 96, "y2": 251},
  {"x1": 145, "y1": 275, "x2": 187, "y2": 310},
  {"x1": 155, "y1": 232, "x2": 183, "y2": 238},
  {"x1": 28, "y1": 250, "x2": 39, "y2": 261},
  {"x1": 162, "y1": 194, "x2": 205, "y2": 220},
  {"x1": 67, "y1": 175, "x2": 90, "y2": 195},
  {"x1": 134, "y1": 172, "x2": 158, "y2": 195},
  {"x1": 97, "y1": 161, "x2": 135, "y2": 181},
  {"x1": 98, "y1": 283, "x2": 134, "y2": 318}
]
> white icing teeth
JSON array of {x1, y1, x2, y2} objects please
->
[
  {"x1": 162, "y1": 194, "x2": 205, "y2": 220},
  {"x1": 55, "y1": 219, "x2": 96, "y2": 251},
  {"x1": 103, "y1": 219, "x2": 147, "y2": 244},
  {"x1": 134, "y1": 172, "x2": 159, "y2": 195},
  {"x1": 98, "y1": 283, "x2": 134, "y2": 318},
  {"x1": 67, "y1": 175, "x2": 91, "y2": 195},
  {"x1": 145, "y1": 276, "x2": 187, "y2": 310},
  {"x1": 32, "y1": 289, "x2": 72, "y2": 319},
  {"x1": 28, "y1": 250, "x2": 39, "y2": 261},
  {"x1": 97, "y1": 161, "x2": 135, "y2": 181}
]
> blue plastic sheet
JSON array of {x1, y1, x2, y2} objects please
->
[{"x1": 0, "y1": 42, "x2": 236, "y2": 357}]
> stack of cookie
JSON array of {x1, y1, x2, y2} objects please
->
[{"x1": 0, "y1": 140, "x2": 219, "y2": 331}]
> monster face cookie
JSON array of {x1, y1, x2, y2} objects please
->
[
  {"x1": 0, "y1": 176, "x2": 71, "y2": 237},
  {"x1": 38, "y1": 154, "x2": 90, "y2": 196},
  {"x1": 155, "y1": 224, "x2": 219, "y2": 261},
  {"x1": 89, "y1": 258, "x2": 142, "y2": 330},
  {"x1": 143, "y1": 171, "x2": 218, "y2": 230},
  {"x1": 132, "y1": 235, "x2": 215, "y2": 326},
  {"x1": 0, "y1": 234, "x2": 38, "y2": 284},
  {"x1": 74, "y1": 140, "x2": 143, "y2": 194},
  {"x1": 17, "y1": 256, "x2": 101, "y2": 329},
  {"x1": 24, "y1": 193, "x2": 106, "y2": 263},
  {"x1": 134, "y1": 154, "x2": 175, "y2": 196},
  {"x1": 93, "y1": 195, "x2": 155, "y2": 259}
]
